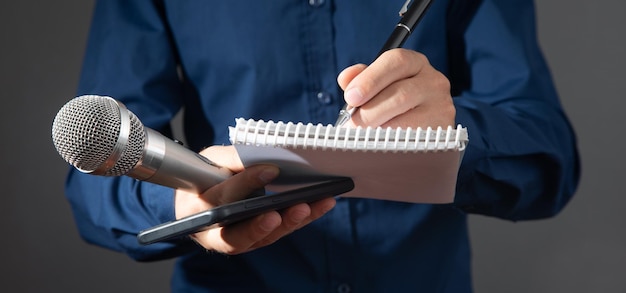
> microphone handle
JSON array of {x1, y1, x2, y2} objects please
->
[{"x1": 129, "y1": 128, "x2": 233, "y2": 193}]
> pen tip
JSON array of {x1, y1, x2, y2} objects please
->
[{"x1": 335, "y1": 113, "x2": 350, "y2": 127}]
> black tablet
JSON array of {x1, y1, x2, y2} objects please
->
[{"x1": 137, "y1": 177, "x2": 354, "y2": 245}]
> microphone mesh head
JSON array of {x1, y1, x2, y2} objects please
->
[{"x1": 52, "y1": 95, "x2": 146, "y2": 176}]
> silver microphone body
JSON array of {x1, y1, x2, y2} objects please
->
[
  {"x1": 52, "y1": 95, "x2": 232, "y2": 193},
  {"x1": 131, "y1": 127, "x2": 232, "y2": 192}
]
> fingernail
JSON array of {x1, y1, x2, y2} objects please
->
[
  {"x1": 258, "y1": 166, "x2": 279, "y2": 183},
  {"x1": 344, "y1": 87, "x2": 364, "y2": 105}
]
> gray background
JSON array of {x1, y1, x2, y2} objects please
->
[{"x1": 1, "y1": 1, "x2": 624, "y2": 292}]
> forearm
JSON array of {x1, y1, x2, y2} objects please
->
[
  {"x1": 65, "y1": 169, "x2": 199, "y2": 261},
  {"x1": 448, "y1": 0, "x2": 580, "y2": 220},
  {"x1": 453, "y1": 96, "x2": 579, "y2": 220}
]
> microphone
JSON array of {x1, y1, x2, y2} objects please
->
[{"x1": 52, "y1": 95, "x2": 233, "y2": 193}]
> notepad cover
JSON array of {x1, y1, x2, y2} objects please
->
[{"x1": 229, "y1": 118, "x2": 468, "y2": 203}]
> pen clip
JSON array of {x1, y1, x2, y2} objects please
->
[{"x1": 399, "y1": 0, "x2": 412, "y2": 16}]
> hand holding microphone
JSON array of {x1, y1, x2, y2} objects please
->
[
  {"x1": 52, "y1": 95, "x2": 340, "y2": 252},
  {"x1": 52, "y1": 95, "x2": 233, "y2": 193}
]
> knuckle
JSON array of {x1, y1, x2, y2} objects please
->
[
  {"x1": 433, "y1": 71, "x2": 451, "y2": 91},
  {"x1": 222, "y1": 248, "x2": 242, "y2": 255},
  {"x1": 386, "y1": 49, "x2": 408, "y2": 66},
  {"x1": 412, "y1": 51, "x2": 428, "y2": 64},
  {"x1": 195, "y1": 237, "x2": 240, "y2": 255},
  {"x1": 443, "y1": 103, "x2": 456, "y2": 121},
  {"x1": 357, "y1": 75, "x2": 376, "y2": 95},
  {"x1": 217, "y1": 241, "x2": 246, "y2": 255},
  {"x1": 396, "y1": 86, "x2": 413, "y2": 105},
  {"x1": 355, "y1": 111, "x2": 374, "y2": 127},
  {"x1": 254, "y1": 237, "x2": 278, "y2": 248}
]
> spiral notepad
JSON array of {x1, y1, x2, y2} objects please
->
[{"x1": 229, "y1": 118, "x2": 469, "y2": 203}]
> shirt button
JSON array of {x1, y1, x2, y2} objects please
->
[
  {"x1": 316, "y1": 91, "x2": 333, "y2": 105},
  {"x1": 309, "y1": 0, "x2": 325, "y2": 7},
  {"x1": 337, "y1": 283, "x2": 351, "y2": 293}
]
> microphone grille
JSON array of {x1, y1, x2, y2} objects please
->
[{"x1": 52, "y1": 95, "x2": 146, "y2": 176}]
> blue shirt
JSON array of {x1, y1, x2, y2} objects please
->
[{"x1": 67, "y1": 0, "x2": 580, "y2": 292}]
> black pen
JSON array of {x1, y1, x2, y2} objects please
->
[{"x1": 335, "y1": 0, "x2": 434, "y2": 127}]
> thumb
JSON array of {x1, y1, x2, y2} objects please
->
[{"x1": 200, "y1": 145, "x2": 245, "y2": 172}]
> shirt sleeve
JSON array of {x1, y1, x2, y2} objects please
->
[
  {"x1": 65, "y1": 0, "x2": 198, "y2": 261},
  {"x1": 450, "y1": 0, "x2": 580, "y2": 220}
]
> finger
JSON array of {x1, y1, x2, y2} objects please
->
[
  {"x1": 200, "y1": 145, "x2": 245, "y2": 172},
  {"x1": 175, "y1": 164, "x2": 279, "y2": 218},
  {"x1": 380, "y1": 99, "x2": 456, "y2": 129},
  {"x1": 350, "y1": 79, "x2": 418, "y2": 127},
  {"x1": 250, "y1": 203, "x2": 312, "y2": 248},
  {"x1": 206, "y1": 164, "x2": 279, "y2": 206},
  {"x1": 202, "y1": 211, "x2": 283, "y2": 255},
  {"x1": 250, "y1": 197, "x2": 336, "y2": 249},
  {"x1": 343, "y1": 49, "x2": 428, "y2": 107},
  {"x1": 195, "y1": 194, "x2": 336, "y2": 254},
  {"x1": 380, "y1": 68, "x2": 454, "y2": 128},
  {"x1": 351, "y1": 67, "x2": 453, "y2": 128},
  {"x1": 275, "y1": 197, "x2": 336, "y2": 233},
  {"x1": 337, "y1": 64, "x2": 367, "y2": 92}
]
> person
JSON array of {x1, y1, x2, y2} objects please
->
[{"x1": 65, "y1": 0, "x2": 580, "y2": 292}]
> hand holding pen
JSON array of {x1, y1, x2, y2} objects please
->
[{"x1": 335, "y1": 0, "x2": 439, "y2": 127}]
